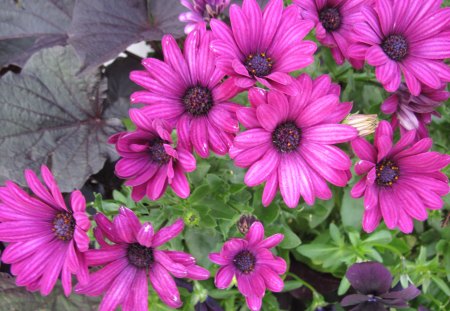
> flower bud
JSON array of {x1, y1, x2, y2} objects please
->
[
  {"x1": 237, "y1": 214, "x2": 257, "y2": 235},
  {"x1": 343, "y1": 114, "x2": 379, "y2": 137}
]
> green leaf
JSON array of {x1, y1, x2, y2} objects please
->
[
  {"x1": 184, "y1": 227, "x2": 222, "y2": 268},
  {"x1": 277, "y1": 226, "x2": 301, "y2": 249},
  {"x1": 337, "y1": 277, "x2": 351, "y2": 296},
  {"x1": 296, "y1": 244, "x2": 338, "y2": 259},
  {"x1": 281, "y1": 280, "x2": 303, "y2": 292},
  {"x1": 340, "y1": 190, "x2": 364, "y2": 229},
  {"x1": 363, "y1": 230, "x2": 392, "y2": 245},
  {"x1": 431, "y1": 275, "x2": 450, "y2": 296}
]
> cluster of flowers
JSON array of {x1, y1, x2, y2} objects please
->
[
  {"x1": 0, "y1": 166, "x2": 285, "y2": 310},
  {"x1": 0, "y1": 0, "x2": 449, "y2": 310},
  {"x1": 122, "y1": 0, "x2": 449, "y2": 233}
]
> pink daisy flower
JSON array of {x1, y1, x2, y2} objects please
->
[
  {"x1": 294, "y1": 0, "x2": 372, "y2": 69},
  {"x1": 382, "y1": 83, "x2": 449, "y2": 141},
  {"x1": 109, "y1": 115, "x2": 196, "y2": 202},
  {"x1": 230, "y1": 74, "x2": 358, "y2": 208},
  {"x1": 0, "y1": 165, "x2": 90, "y2": 296},
  {"x1": 210, "y1": 0, "x2": 317, "y2": 95},
  {"x1": 75, "y1": 207, "x2": 209, "y2": 310},
  {"x1": 348, "y1": 0, "x2": 450, "y2": 95},
  {"x1": 130, "y1": 26, "x2": 241, "y2": 158},
  {"x1": 179, "y1": 0, "x2": 231, "y2": 34},
  {"x1": 351, "y1": 121, "x2": 450, "y2": 233},
  {"x1": 209, "y1": 221, "x2": 286, "y2": 311}
]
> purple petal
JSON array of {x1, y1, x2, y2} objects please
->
[
  {"x1": 152, "y1": 219, "x2": 184, "y2": 247},
  {"x1": 346, "y1": 262, "x2": 393, "y2": 295}
]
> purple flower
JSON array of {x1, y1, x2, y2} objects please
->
[
  {"x1": 179, "y1": 0, "x2": 231, "y2": 34},
  {"x1": 75, "y1": 207, "x2": 209, "y2": 310},
  {"x1": 294, "y1": 0, "x2": 372, "y2": 69},
  {"x1": 130, "y1": 26, "x2": 242, "y2": 158},
  {"x1": 109, "y1": 116, "x2": 196, "y2": 202},
  {"x1": 351, "y1": 121, "x2": 450, "y2": 233},
  {"x1": 341, "y1": 262, "x2": 420, "y2": 310},
  {"x1": 230, "y1": 74, "x2": 357, "y2": 208},
  {"x1": 210, "y1": 0, "x2": 317, "y2": 95},
  {"x1": 209, "y1": 222, "x2": 286, "y2": 311},
  {"x1": 0, "y1": 166, "x2": 90, "y2": 296},
  {"x1": 382, "y1": 83, "x2": 449, "y2": 141},
  {"x1": 348, "y1": 0, "x2": 450, "y2": 95}
]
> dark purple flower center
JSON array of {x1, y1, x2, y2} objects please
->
[
  {"x1": 376, "y1": 160, "x2": 399, "y2": 186},
  {"x1": 245, "y1": 53, "x2": 272, "y2": 77},
  {"x1": 233, "y1": 250, "x2": 256, "y2": 274},
  {"x1": 52, "y1": 212, "x2": 75, "y2": 241},
  {"x1": 127, "y1": 243, "x2": 154, "y2": 268},
  {"x1": 367, "y1": 295, "x2": 379, "y2": 302},
  {"x1": 149, "y1": 138, "x2": 171, "y2": 165},
  {"x1": 272, "y1": 122, "x2": 301, "y2": 153},
  {"x1": 183, "y1": 86, "x2": 214, "y2": 117},
  {"x1": 382, "y1": 35, "x2": 408, "y2": 61},
  {"x1": 319, "y1": 7, "x2": 341, "y2": 31}
]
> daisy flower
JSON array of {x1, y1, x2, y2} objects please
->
[
  {"x1": 210, "y1": 0, "x2": 317, "y2": 95},
  {"x1": 179, "y1": 0, "x2": 231, "y2": 34},
  {"x1": 230, "y1": 74, "x2": 357, "y2": 208},
  {"x1": 75, "y1": 207, "x2": 209, "y2": 310},
  {"x1": 351, "y1": 121, "x2": 450, "y2": 233},
  {"x1": 109, "y1": 115, "x2": 196, "y2": 202},
  {"x1": 0, "y1": 165, "x2": 90, "y2": 296},
  {"x1": 130, "y1": 25, "x2": 241, "y2": 158},
  {"x1": 348, "y1": 0, "x2": 450, "y2": 95},
  {"x1": 209, "y1": 221, "x2": 285, "y2": 311},
  {"x1": 381, "y1": 83, "x2": 449, "y2": 141},
  {"x1": 294, "y1": 0, "x2": 371, "y2": 69}
]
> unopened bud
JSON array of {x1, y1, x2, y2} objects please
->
[
  {"x1": 237, "y1": 214, "x2": 257, "y2": 235},
  {"x1": 343, "y1": 114, "x2": 379, "y2": 137}
]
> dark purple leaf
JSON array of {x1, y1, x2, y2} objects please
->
[
  {"x1": 0, "y1": 0, "x2": 73, "y2": 68},
  {"x1": 0, "y1": 272, "x2": 100, "y2": 310},
  {"x1": 0, "y1": 46, "x2": 126, "y2": 192},
  {"x1": 68, "y1": 0, "x2": 185, "y2": 73},
  {"x1": 346, "y1": 262, "x2": 393, "y2": 296},
  {"x1": 105, "y1": 54, "x2": 143, "y2": 105}
]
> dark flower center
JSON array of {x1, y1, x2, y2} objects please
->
[
  {"x1": 127, "y1": 243, "x2": 154, "y2": 268},
  {"x1": 52, "y1": 212, "x2": 75, "y2": 241},
  {"x1": 382, "y1": 35, "x2": 408, "y2": 61},
  {"x1": 272, "y1": 122, "x2": 301, "y2": 153},
  {"x1": 233, "y1": 250, "x2": 256, "y2": 274},
  {"x1": 376, "y1": 160, "x2": 399, "y2": 186},
  {"x1": 367, "y1": 295, "x2": 379, "y2": 303},
  {"x1": 245, "y1": 53, "x2": 272, "y2": 77},
  {"x1": 183, "y1": 86, "x2": 213, "y2": 116},
  {"x1": 319, "y1": 7, "x2": 342, "y2": 31},
  {"x1": 149, "y1": 138, "x2": 171, "y2": 165}
]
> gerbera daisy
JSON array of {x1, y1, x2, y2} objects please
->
[
  {"x1": 0, "y1": 165, "x2": 90, "y2": 296},
  {"x1": 348, "y1": 0, "x2": 450, "y2": 95},
  {"x1": 75, "y1": 207, "x2": 209, "y2": 310},
  {"x1": 230, "y1": 74, "x2": 357, "y2": 208},
  {"x1": 351, "y1": 121, "x2": 450, "y2": 233},
  {"x1": 342, "y1": 261, "x2": 420, "y2": 310},
  {"x1": 209, "y1": 221, "x2": 286, "y2": 311},
  {"x1": 381, "y1": 83, "x2": 449, "y2": 141},
  {"x1": 130, "y1": 25, "x2": 241, "y2": 158},
  {"x1": 294, "y1": 0, "x2": 371, "y2": 69},
  {"x1": 209, "y1": 0, "x2": 317, "y2": 95},
  {"x1": 109, "y1": 114, "x2": 196, "y2": 202},
  {"x1": 179, "y1": 0, "x2": 231, "y2": 34}
]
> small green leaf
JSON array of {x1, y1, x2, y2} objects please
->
[{"x1": 338, "y1": 276, "x2": 351, "y2": 296}]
